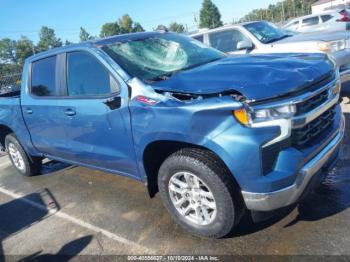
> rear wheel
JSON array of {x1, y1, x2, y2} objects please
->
[
  {"x1": 5, "y1": 134, "x2": 42, "y2": 176},
  {"x1": 158, "y1": 148, "x2": 244, "y2": 238}
]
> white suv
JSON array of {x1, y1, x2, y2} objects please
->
[
  {"x1": 283, "y1": 9, "x2": 350, "y2": 33},
  {"x1": 189, "y1": 21, "x2": 350, "y2": 86}
]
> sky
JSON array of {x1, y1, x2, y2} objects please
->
[{"x1": 0, "y1": 0, "x2": 280, "y2": 43}]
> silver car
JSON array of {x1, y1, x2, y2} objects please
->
[
  {"x1": 190, "y1": 21, "x2": 350, "y2": 86},
  {"x1": 283, "y1": 9, "x2": 350, "y2": 33}
]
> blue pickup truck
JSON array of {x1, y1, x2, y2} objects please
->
[{"x1": 0, "y1": 32, "x2": 345, "y2": 238}]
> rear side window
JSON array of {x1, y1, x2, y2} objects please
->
[
  {"x1": 302, "y1": 16, "x2": 320, "y2": 27},
  {"x1": 321, "y1": 15, "x2": 333, "y2": 22},
  {"x1": 193, "y1": 35, "x2": 204, "y2": 43},
  {"x1": 66, "y1": 51, "x2": 119, "y2": 97},
  {"x1": 31, "y1": 56, "x2": 57, "y2": 96}
]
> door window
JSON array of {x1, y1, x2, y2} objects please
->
[
  {"x1": 321, "y1": 15, "x2": 333, "y2": 22},
  {"x1": 209, "y1": 29, "x2": 249, "y2": 52},
  {"x1": 302, "y1": 16, "x2": 320, "y2": 27},
  {"x1": 31, "y1": 56, "x2": 57, "y2": 96},
  {"x1": 66, "y1": 51, "x2": 119, "y2": 97}
]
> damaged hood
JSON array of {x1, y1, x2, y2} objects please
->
[{"x1": 152, "y1": 53, "x2": 334, "y2": 102}]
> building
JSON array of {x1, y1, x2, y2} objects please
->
[{"x1": 312, "y1": 0, "x2": 350, "y2": 14}]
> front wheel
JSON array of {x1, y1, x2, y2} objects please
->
[
  {"x1": 5, "y1": 134, "x2": 42, "y2": 176},
  {"x1": 158, "y1": 148, "x2": 244, "y2": 238}
]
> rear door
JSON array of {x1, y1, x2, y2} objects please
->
[
  {"x1": 57, "y1": 50, "x2": 138, "y2": 176},
  {"x1": 21, "y1": 54, "x2": 70, "y2": 158}
]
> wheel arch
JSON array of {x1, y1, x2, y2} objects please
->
[
  {"x1": 0, "y1": 124, "x2": 14, "y2": 151},
  {"x1": 142, "y1": 140, "x2": 241, "y2": 198}
]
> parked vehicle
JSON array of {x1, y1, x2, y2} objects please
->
[
  {"x1": 0, "y1": 32, "x2": 344, "y2": 238},
  {"x1": 190, "y1": 21, "x2": 350, "y2": 86},
  {"x1": 283, "y1": 9, "x2": 350, "y2": 33}
]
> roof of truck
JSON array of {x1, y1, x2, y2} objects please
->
[{"x1": 26, "y1": 31, "x2": 165, "y2": 62}]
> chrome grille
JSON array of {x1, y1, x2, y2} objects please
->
[
  {"x1": 292, "y1": 106, "x2": 336, "y2": 149},
  {"x1": 295, "y1": 89, "x2": 329, "y2": 116}
]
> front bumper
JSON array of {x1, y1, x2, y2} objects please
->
[{"x1": 242, "y1": 114, "x2": 345, "y2": 212}]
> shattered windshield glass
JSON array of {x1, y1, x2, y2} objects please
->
[{"x1": 102, "y1": 34, "x2": 225, "y2": 82}]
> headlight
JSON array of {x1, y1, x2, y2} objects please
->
[
  {"x1": 326, "y1": 53, "x2": 337, "y2": 69},
  {"x1": 333, "y1": 69, "x2": 341, "y2": 96},
  {"x1": 318, "y1": 40, "x2": 346, "y2": 53},
  {"x1": 233, "y1": 104, "x2": 296, "y2": 126}
]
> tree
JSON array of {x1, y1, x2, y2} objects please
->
[
  {"x1": 100, "y1": 14, "x2": 145, "y2": 37},
  {"x1": 133, "y1": 22, "x2": 145, "y2": 32},
  {"x1": 240, "y1": 0, "x2": 317, "y2": 23},
  {"x1": 65, "y1": 40, "x2": 73, "y2": 46},
  {"x1": 199, "y1": 0, "x2": 223, "y2": 29},
  {"x1": 15, "y1": 36, "x2": 34, "y2": 65},
  {"x1": 0, "y1": 38, "x2": 17, "y2": 64},
  {"x1": 36, "y1": 26, "x2": 62, "y2": 52},
  {"x1": 100, "y1": 22, "x2": 121, "y2": 38},
  {"x1": 168, "y1": 22, "x2": 186, "y2": 33},
  {"x1": 79, "y1": 27, "x2": 94, "y2": 42},
  {"x1": 119, "y1": 14, "x2": 134, "y2": 33},
  {"x1": 0, "y1": 63, "x2": 21, "y2": 75}
]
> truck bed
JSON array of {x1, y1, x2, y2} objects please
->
[{"x1": 0, "y1": 85, "x2": 21, "y2": 98}]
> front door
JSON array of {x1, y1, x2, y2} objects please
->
[
  {"x1": 208, "y1": 29, "x2": 251, "y2": 55},
  {"x1": 57, "y1": 50, "x2": 138, "y2": 177}
]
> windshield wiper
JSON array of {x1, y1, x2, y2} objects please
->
[
  {"x1": 146, "y1": 73, "x2": 173, "y2": 82},
  {"x1": 146, "y1": 57, "x2": 222, "y2": 83},
  {"x1": 265, "y1": 34, "x2": 292, "y2": 44}
]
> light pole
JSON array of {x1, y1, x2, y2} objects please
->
[
  {"x1": 281, "y1": 1, "x2": 285, "y2": 23},
  {"x1": 292, "y1": 0, "x2": 296, "y2": 17}
]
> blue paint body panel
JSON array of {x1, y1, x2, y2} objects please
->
[{"x1": 0, "y1": 32, "x2": 340, "y2": 195}]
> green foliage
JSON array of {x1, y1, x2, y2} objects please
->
[
  {"x1": 1, "y1": 26, "x2": 65, "y2": 75},
  {"x1": 168, "y1": 22, "x2": 186, "y2": 33},
  {"x1": 79, "y1": 27, "x2": 94, "y2": 42},
  {"x1": 100, "y1": 22, "x2": 121, "y2": 38},
  {"x1": 36, "y1": 26, "x2": 62, "y2": 52},
  {"x1": 100, "y1": 14, "x2": 144, "y2": 38},
  {"x1": 0, "y1": 63, "x2": 21, "y2": 75},
  {"x1": 199, "y1": 0, "x2": 223, "y2": 29},
  {"x1": 15, "y1": 36, "x2": 34, "y2": 66},
  {"x1": 133, "y1": 22, "x2": 145, "y2": 33},
  {"x1": 0, "y1": 38, "x2": 17, "y2": 64},
  {"x1": 241, "y1": 0, "x2": 317, "y2": 23},
  {"x1": 119, "y1": 14, "x2": 134, "y2": 33},
  {"x1": 65, "y1": 40, "x2": 73, "y2": 46}
]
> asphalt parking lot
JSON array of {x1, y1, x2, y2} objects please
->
[{"x1": 0, "y1": 99, "x2": 350, "y2": 259}]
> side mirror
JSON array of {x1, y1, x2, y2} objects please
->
[{"x1": 237, "y1": 40, "x2": 254, "y2": 51}]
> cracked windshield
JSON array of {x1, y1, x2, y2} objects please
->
[{"x1": 102, "y1": 34, "x2": 224, "y2": 82}]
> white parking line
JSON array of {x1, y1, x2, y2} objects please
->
[
  {"x1": 0, "y1": 186, "x2": 154, "y2": 254},
  {"x1": 0, "y1": 159, "x2": 11, "y2": 168}
]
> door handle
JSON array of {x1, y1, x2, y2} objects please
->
[
  {"x1": 26, "y1": 108, "x2": 33, "y2": 115},
  {"x1": 65, "y1": 109, "x2": 76, "y2": 116}
]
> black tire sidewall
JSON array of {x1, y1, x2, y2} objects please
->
[
  {"x1": 5, "y1": 134, "x2": 32, "y2": 176},
  {"x1": 158, "y1": 153, "x2": 236, "y2": 238}
]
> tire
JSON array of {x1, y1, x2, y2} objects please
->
[
  {"x1": 158, "y1": 148, "x2": 244, "y2": 238},
  {"x1": 5, "y1": 133, "x2": 42, "y2": 177}
]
